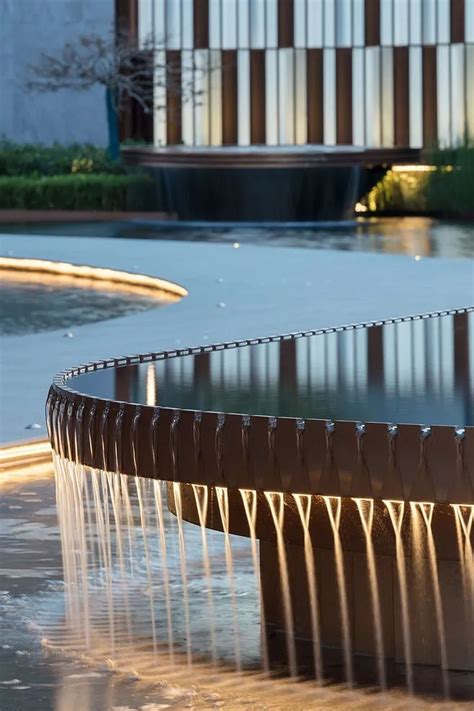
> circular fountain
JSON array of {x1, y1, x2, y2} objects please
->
[{"x1": 47, "y1": 308, "x2": 474, "y2": 699}]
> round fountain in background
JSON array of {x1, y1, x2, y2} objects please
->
[{"x1": 47, "y1": 308, "x2": 474, "y2": 699}]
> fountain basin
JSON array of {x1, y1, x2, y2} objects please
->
[
  {"x1": 48, "y1": 308, "x2": 473, "y2": 505},
  {"x1": 46, "y1": 307, "x2": 474, "y2": 696}
]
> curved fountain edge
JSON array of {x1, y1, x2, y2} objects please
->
[
  {"x1": 47, "y1": 306, "x2": 474, "y2": 505},
  {"x1": 0, "y1": 256, "x2": 188, "y2": 300}
]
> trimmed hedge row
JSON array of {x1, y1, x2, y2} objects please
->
[
  {"x1": 0, "y1": 174, "x2": 155, "y2": 211},
  {"x1": 0, "y1": 141, "x2": 122, "y2": 177},
  {"x1": 425, "y1": 144, "x2": 474, "y2": 217}
]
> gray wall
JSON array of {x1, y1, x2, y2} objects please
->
[{"x1": 0, "y1": 0, "x2": 114, "y2": 146}]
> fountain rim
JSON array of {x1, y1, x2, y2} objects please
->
[{"x1": 47, "y1": 306, "x2": 474, "y2": 505}]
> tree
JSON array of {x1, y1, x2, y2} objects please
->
[{"x1": 27, "y1": 30, "x2": 204, "y2": 160}]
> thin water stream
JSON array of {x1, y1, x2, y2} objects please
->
[{"x1": 2, "y1": 459, "x2": 473, "y2": 708}]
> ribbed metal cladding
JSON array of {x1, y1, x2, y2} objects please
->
[
  {"x1": 131, "y1": 0, "x2": 473, "y2": 149},
  {"x1": 47, "y1": 309, "x2": 474, "y2": 505}
]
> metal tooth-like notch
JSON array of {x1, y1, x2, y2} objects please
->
[
  {"x1": 296, "y1": 418, "x2": 305, "y2": 467},
  {"x1": 326, "y1": 420, "x2": 335, "y2": 434},
  {"x1": 66, "y1": 400, "x2": 74, "y2": 461},
  {"x1": 420, "y1": 425, "x2": 432, "y2": 439},
  {"x1": 149, "y1": 408, "x2": 160, "y2": 477},
  {"x1": 215, "y1": 413, "x2": 225, "y2": 480},
  {"x1": 75, "y1": 400, "x2": 85, "y2": 465},
  {"x1": 356, "y1": 422, "x2": 366, "y2": 438},
  {"x1": 131, "y1": 406, "x2": 142, "y2": 476},
  {"x1": 193, "y1": 411, "x2": 202, "y2": 464},
  {"x1": 113, "y1": 404, "x2": 125, "y2": 474},
  {"x1": 170, "y1": 410, "x2": 180, "y2": 479},
  {"x1": 101, "y1": 403, "x2": 110, "y2": 471},
  {"x1": 388, "y1": 424, "x2": 398, "y2": 439},
  {"x1": 241, "y1": 415, "x2": 251, "y2": 469},
  {"x1": 267, "y1": 417, "x2": 278, "y2": 482}
]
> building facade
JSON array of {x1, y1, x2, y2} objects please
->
[{"x1": 135, "y1": 0, "x2": 474, "y2": 148}]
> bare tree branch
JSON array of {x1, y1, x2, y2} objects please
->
[{"x1": 27, "y1": 28, "x2": 220, "y2": 115}]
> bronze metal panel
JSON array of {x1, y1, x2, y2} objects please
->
[
  {"x1": 306, "y1": 49, "x2": 324, "y2": 144},
  {"x1": 333, "y1": 421, "x2": 359, "y2": 497},
  {"x1": 194, "y1": 0, "x2": 209, "y2": 49},
  {"x1": 175, "y1": 410, "x2": 197, "y2": 483},
  {"x1": 336, "y1": 49, "x2": 353, "y2": 146},
  {"x1": 250, "y1": 50, "x2": 266, "y2": 144},
  {"x1": 222, "y1": 414, "x2": 249, "y2": 489},
  {"x1": 393, "y1": 47, "x2": 410, "y2": 148},
  {"x1": 303, "y1": 419, "x2": 327, "y2": 492},
  {"x1": 166, "y1": 50, "x2": 182, "y2": 145},
  {"x1": 364, "y1": 0, "x2": 380, "y2": 46},
  {"x1": 199, "y1": 411, "x2": 222, "y2": 485},
  {"x1": 428, "y1": 426, "x2": 458, "y2": 503},
  {"x1": 278, "y1": 0, "x2": 294, "y2": 48},
  {"x1": 248, "y1": 416, "x2": 272, "y2": 491},
  {"x1": 275, "y1": 417, "x2": 299, "y2": 491},
  {"x1": 422, "y1": 46, "x2": 438, "y2": 148},
  {"x1": 451, "y1": 0, "x2": 465, "y2": 43},
  {"x1": 221, "y1": 50, "x2": 238, "y2": 145}
]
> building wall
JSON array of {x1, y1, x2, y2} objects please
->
[
  {"x1": 139, "y1": 0, "x2": 474, "y2": 148},
  {"x1": 0, "y1": 0, "x2": 114, "y2": 146}
]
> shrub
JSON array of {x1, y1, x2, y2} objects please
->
[
  {"x1": 0, "y1": 174, "x2": 155, "y2": 211},
  {"x1": 0, "y1": 141, "x2": 123, "y2": 177},
  {"x1": 425, "y1": 143, "x2": 474, "y2": 217}
]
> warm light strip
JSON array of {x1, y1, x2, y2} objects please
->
[
  {"x1": 0, "y1": 438, "x2": 51, "y2": 465},
  {"x1": 0, "y1": 257, "x2": 188, "y2": 300},
  {"x1": 390, "y1": 164, "x2": 436, "y2": 172}
]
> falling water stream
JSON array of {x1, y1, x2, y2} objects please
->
[
  {"x1": 354, "y1": 498, "x2": 386, "y2": 690},
  {"x1": 384, "y1": 500, "x2": 413, "y2": 693},
  {"x1": 323, "y1": 495, "x2": 354, "y2": 687},
  {"x1": 171, "y1": 481, "x2": 193, "y2": 666},
  {"x1": 48, "y1": 446, "x2": 474, "y2": 705},
  {"x1": 240, "y1": 488, "x2": 270, "y2": 674},
  {"x1": 293, "y1": 493, "x2": 323, "y2": 683},
  {"x1": 412, "y1": 502, "x2": 450, "y2": 698},
  {"x1": 264, "y1": 491, "x2": 298, "y2": 677},
  {"x1": 216, "y1": 486, "x2": 242, "y2": 671}
]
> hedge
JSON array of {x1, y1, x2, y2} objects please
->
[
  {"x1": 425, "y1": 143, "x2": 474, "y2": 217},
  {"x1": 0, "y1": 141, "x2": 122, "y2": 177},
  {"x1": 0, "y1": 174, "x2": 155, "y2": 211}
]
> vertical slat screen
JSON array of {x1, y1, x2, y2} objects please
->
[{"x1": 128, "y1": 0, "x2": 473, "y2": 148}]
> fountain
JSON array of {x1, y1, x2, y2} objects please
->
[{"x1": 46, "y1": 308, "x2": 474, "y2": 699}]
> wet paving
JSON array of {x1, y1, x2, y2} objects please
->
[{"x1": 1, "y1": 465, "x2": 472, "y2": 711}]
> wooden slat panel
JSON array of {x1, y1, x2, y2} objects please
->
[
  {"x1": 336, "y1": 49, "x2": 353, "y2": 145},
  {"x1": 250, "y1": 50, "x2": 266, "y2": 144},
  {"x1": 115, "y1": 0, "x2": 138, "y2": 38},
  {"x1": 393, "y1": 47, "x2": 410, "y2": 147},
  {"x1": 450, "y1": 0, "x2": 465, "y2": 43},
  {"x1": 166, "y1": 50, "x2": 182, "y2": 145},
  {"x1": 422, "y1": 46, "x2": 437, "y2": 148},
  {"x1": 278, "y1": 0, "x2": 294, "y2": 48},
  {"x1": 194, "y1": 0, "x2": 209, "y2": 49},
  {"x1": 365, "y1": 0, "x2": 380, "y2": 46},
  {"x1": 222, "y1": 50, "x2": 238, "y2": 144},
  {"x1": 306, "y1": 48, "x2": 324, "y2": 144}
]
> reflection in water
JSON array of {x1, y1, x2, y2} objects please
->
[
  {"x1": 0, "y1": 281, "x2": 167, "y2": 336},
  {"x1": 2, "y1": 217, "x2": 473, "y2": 259},
  {"x1": 72, "y1": 311, "x2": 474, "y2": 426}
]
